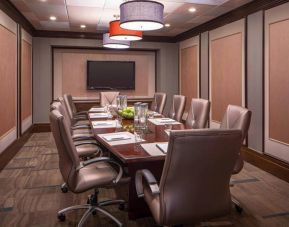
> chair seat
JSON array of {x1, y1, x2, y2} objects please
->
[
  {"x1": 76, "y1": 144, "x2": 100, "y2": 157},
  {"x1": 74, "y1": 119, "x2": 90, "y2": 126},
  {"x1": 74, "y1": 162, "x2": 117, "y2": 193}
]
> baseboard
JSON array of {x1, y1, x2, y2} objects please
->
[
  {"x1": 0, "y1": 125, "x2": 33, "y2": 171},
  {"x1": 32, "y1": 123, "x2": 51, "y2": 132},
  {"x1": 242, "y1": 147, "x2": 289, "y2": 183}
]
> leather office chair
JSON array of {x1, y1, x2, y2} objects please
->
[
  {"x1": 100, "y1": 92, "x2": 120, "y2": 107},
  {"x1": 168, "y1": 95, "x2": 186, "y2": 122},
  {"x1": 185, "y1": 98, "x2": 210, "y2": 129},
  {"x1": 220, "y1": 105, "x2": 252, "y2": 213},
  {"x1": 136, "y1": 129, "x2": 242, "y2": 226},
  {"x1": 64, "y1": 94, "x2": 88, "y2": 120},
  {"x1": 151, "y1": 92, "x2": 167, "y2": 114},
  {"x1": 50, "y1": 109, "x2": 124, "y2": 227}
]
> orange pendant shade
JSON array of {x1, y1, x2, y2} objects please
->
[{"x1": 109, "y1": 20, "x2": 143, "y2": 41}]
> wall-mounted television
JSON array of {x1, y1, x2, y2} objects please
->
[{"x1": 87, "y1": 61, "x2": 135, "y2": 90}]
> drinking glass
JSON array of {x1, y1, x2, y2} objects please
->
[{"x1": 134, "y1": 129, "x2": 144, "y2": 149}]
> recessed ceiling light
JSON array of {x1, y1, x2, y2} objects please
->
[
  {"x1": 188, "y1": 7, "x2": 197, "y2": 13},
  {"x1": 165, "y1": 23, "x2": 170, "y2": 27},
  {"x1": 80, "y1": 24, "x2": 86, "y2": 28},
  {"x1": 49, "y1": 16, "x2": 57, "y2": 21}
]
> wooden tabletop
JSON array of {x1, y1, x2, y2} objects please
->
[{"x1": 89, "y1": 114, "x2": 185, "y2": 164}]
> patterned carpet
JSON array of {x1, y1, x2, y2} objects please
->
[{"x1": 0, "y1": 132, "x2": 289, "y2": 227}]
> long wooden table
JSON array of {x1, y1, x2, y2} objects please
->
[{"x1": 89, "y1": 114, "x2": 185, "y2": 219}]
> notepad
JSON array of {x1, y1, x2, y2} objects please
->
[
  {"x1": 89, "y1": 107, "x2": 106, "y2": 112},
  {"x1": 92, "y1": 120, "x2": 121, "y2": 129},
  {"x1": 140, "y1": 143, "x2": 167, "y2": 156},
  {"x1": 156, "y1": 143, "x2": 168, "y2": 154},
  {"x1": 89, "y1": 113, "x2": 109, "y2": 118},
  {"x1": 148, "y1": 118, "x2": 181, "y2": 125},
  {"x1": 102, "y1": 134, "x2": 131, "y2": 142}
]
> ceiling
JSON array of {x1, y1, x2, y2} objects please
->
[{"x1": 10, "y1": 0, "x2": 253, "y2": 37}]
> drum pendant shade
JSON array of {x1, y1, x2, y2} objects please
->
[
  {"x1": 110, "y1": 20, "x2": 143, "y2": 41},
  {"x1": 120, "y1": 0, "x2": 164, "y2": 31},
  {"x1": 103, "y1": 33, "x2": 130, "y2": 49}
]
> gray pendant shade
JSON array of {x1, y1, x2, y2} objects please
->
[
  {"x1": 120, "y1": 0, "x2": 164, "y2": 31},
  {"x1": 102, "y1": 33, "x2": 130, "y2": 49}
]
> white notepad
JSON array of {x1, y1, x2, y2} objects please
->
[
  {"x1": 148, "y1": 118, "x2": 181, "y2": 125},
  {"x1": 92, "y1": 120, "x2": 121, "y2": 129},
  {"x1": 89, "y1": 113, "x2": 109, "y2": 118},
  {"x1": 141, "y1": 142, "x2": 168, "y2": 156},
  {"x1": 155, "y1": 143, "x2": 168, "y2": 154},
  {"x1": 89, "y1": 107, "x2": 106, "y2": 112}
]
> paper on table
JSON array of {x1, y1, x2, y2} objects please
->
[
  {"x1": 148, "y1": 118, "x2": 181, "y2": 125},
  {"x1": 156, "y1": 143, "x2": 168, "y2": 154},
  {"x1": 141, "y1": 143, "x2": 168, "y2": 156},
  {"x1": 92, "y1": 120, "x2": 121, "y2": 129},
  {"x1": 98, "y1": 132, "x2": 140, "y2": 146},
  {"x1": 89, "y1": 113, "x2": 109, "y2": 118},
  {"x1": 89, "y1": 107, "x2": 106, "y2": 112},
  {"x1": 102, "y1": 134, "x2": 131, "y2": 141}
]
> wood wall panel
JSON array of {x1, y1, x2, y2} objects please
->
[
  {"x1": 269, "y1": 19, "x2": 289, "y2": 144},
  {"x1": 180, "y1": 46, "x2": 198, "y2": 111},
  {"x1": 54, "y1": 49, "x2": 155, "y2": 99},
  {"x1": 0, "y1": 25, "x2": 16, "y2": 137},
  {"x1": 21, "y1": 40, "x2": 32, "y2": 120},
  {"x1": 211, "y1": 33, "x2": 243, "y2": 122}
]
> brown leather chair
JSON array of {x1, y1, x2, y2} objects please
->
[
  {"x1": 220, "y1": 105, "x2": 251, "y2": 213},
  {"x1": 136, "y1": 129, "x2": 242, "y2": 226},
  {"x1": 168, "y1": 95, "x2": 186, "y2": 122},
  {"x1": 220, "y1": 105, "x2": 252, "y2": 174},
  {"x1": 185, "y1": 98, "x2": 210, "y2": 129},
  {"x1": 100, "y1": 92, "x2": 120, "y2": 107},
  {"x1": 151, "y1": 92, "x2": 167, "y2": 114},
  {"x1": 50, "y1": 109, "x2": 124, "y2": 227},
  {"x1": 63, "y1": 94, "x2": 88, "y2": 120}
]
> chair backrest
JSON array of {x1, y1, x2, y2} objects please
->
[
  {"x1": 220, "y1": 105, "x2": 252, "y2": 141},
  {"x1": 49, "y1": 109, "x2": 80, "y2": 192},
  {"x1": 50, "y1": 101, "x2": 61, "y2": 111},
  {"x1": 64, "y1": 94, "x2": 77, "y2": 116},
  {"x1": 158, "y1": 129, "x2": 242, "y2": 225},
  {"x1": 51, "y1": 98, "x2": 73, "y2": 134},
  {"x1": 168, "y1": 95, "x2": 186, "y2": 122},
  {"x1": 100, "y1": 92, "x2": 120, "y2": 107},
  {"x1": 185, "y1": 98, "x2": 210, "y2": 129},
  {"x1": 151, "y1": 92, "x2": 167, "y2": 114}
]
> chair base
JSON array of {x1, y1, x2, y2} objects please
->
[
  {"x1": 232, "y1": 197, "x2": 243, "y2": 214},
  {"x1": 58, "y1": 191, "x2": 125, "y2": 227}
]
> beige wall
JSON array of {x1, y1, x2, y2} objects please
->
[
  {"x1": 53, "y1": 49, "x2": 155, "y2": 99},
  {"x1": 33, "y1": 38, "x2": 179, "y2": 123}
]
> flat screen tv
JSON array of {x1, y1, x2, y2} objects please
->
[{"x1": 87, "y1": 61, "x2": 135, "y2": 90}]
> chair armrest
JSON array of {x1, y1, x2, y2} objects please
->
[
  {"x1": 74, "y1": 141, "x2": 99, "y2": 146},
  {"x1": 76, "y1": 157, "x2": 123, "y2": 184},
  {"x1": 135, "y1": 169, "x2": 160, "y2": 198},
  {"x1": 72, "y1": 125, "x2": 91, "y2": 130}
]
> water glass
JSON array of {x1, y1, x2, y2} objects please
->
[{"x1": 134, "y1": 130, "x2": 144, "y2": 148}]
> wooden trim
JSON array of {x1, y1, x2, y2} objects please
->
[
  {"x1": 175, "y1": 0, "x2": 289, "y2": 42},
  {"x1": 33, "y1": 30, "x2": 176, "y2": 43},
  {"x1": 32, "y1": 123, "x2": 51, "y2": 133},
  {"x1": 242, "y1": 147, "x2": 289, "y2": 183},
  {"x1": 0, "y1": 124, "x2": 33, "y2": 171},
  {"x1": 0, "y1": 0, "x2": 34, "y2": 35}
]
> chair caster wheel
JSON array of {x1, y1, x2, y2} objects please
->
[
  {"x1": 118, "y1": 203, "x2": 126, "y2": 211},
  {"x1": 58, "y1": 213, "x2": 66, "y2": 222},
  {"x1": 61, "y1": 184, "x2": 68, "y2": 193},
  {"x1": 92, "y1": 209, "x2": 97, "y2": 215},
  {"x1": 235, "y1": 204, "x2": 243, "y2": 213}
]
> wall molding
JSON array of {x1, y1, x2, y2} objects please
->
[
  {"x1": 32, "y1": 123, "x2": 51, "y2": 133},
  {"x1": 242, "y1": 147, "x2": 289, "y2": 183}
]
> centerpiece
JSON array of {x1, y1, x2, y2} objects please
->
[{"x1": 118, "y1": 106, "x2": 134, "y2": 119}]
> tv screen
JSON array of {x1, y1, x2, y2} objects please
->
[{"x1": 87, "y1": 61, "x2": 135, "y2": 90}]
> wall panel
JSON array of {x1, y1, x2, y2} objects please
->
[
  {"x1": 179, "y1": 36, "x2": 199, "y2": 112},
  {"x1": 247, "y1": 11, "x2": 264, "y2": 153},
  {"x1": 209, "y1": 19, "x2": 245, "y2": 128},
  {"x1": 53, "y1": 49, "x2": 155, "y2": 99},
  {"x1": 0, "y1": 10, "x2": 17, "y2": 153},
  {"x1": 265, "y1": 2, "x2": 289, "y2": 163}
]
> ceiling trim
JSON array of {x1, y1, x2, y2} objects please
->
[
  {"x1": 34, "y1": 30, "x2": 176, "y2": 43},
  {"x1": 0, "y1": 0, "x2": 34, "y2": 34},
  {"x1": 175, "y1": 0, "x2": 289, "y2": 42}
]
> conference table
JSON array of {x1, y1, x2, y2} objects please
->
[{"x1": 88, "y1": 109, "x2": 185, "y2": 219}]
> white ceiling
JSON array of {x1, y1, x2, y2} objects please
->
[{"x1": 10, "y1": 0, "x2": 253, "y2": 36}]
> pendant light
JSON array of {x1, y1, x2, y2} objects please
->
[
  {"x1": 120, "y1": 0, "x2": 164, "y2": 31},
  {"x1": 110, "y1": 20, "x2": 143, "y2": 41},
  {"x1": 102, "y1": 33, "x2": 130, "y2": 49}
]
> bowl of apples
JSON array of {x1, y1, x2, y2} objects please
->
[{"x1": 118, "y1": 107, "x2": 135, "y2": 120}]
